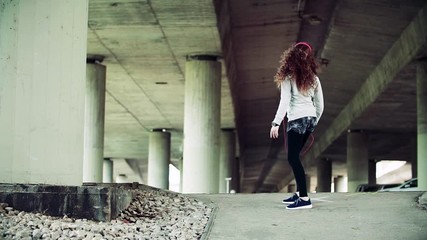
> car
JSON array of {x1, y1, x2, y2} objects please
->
[
  {"x1": 355, "y1": 183, "x2": 400, "y2": 192},
  {"x1": 378, "y1": 178, "x2": 419, "y2": 192}
]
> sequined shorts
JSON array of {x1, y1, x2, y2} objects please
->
[{"x1": 287, "y1": 116, "x2": 317, "y2": 134}]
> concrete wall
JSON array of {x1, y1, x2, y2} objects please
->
[{"x1": 0, "y1": 183, "x2": 133, "y2": 221}]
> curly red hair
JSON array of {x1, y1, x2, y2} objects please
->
[{"x1": 274, "y1": 43, "x2": 318, "y2": 94}]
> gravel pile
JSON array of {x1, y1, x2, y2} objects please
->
[{"x1": 0, "y1": 189, "x2": 213, "y2": 240}]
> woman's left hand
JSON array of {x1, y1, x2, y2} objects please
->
[{"x1": 270, "y1": 126, "x2": 280, "y2": 139}]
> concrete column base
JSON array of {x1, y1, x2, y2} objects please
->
[
  {"x1": 417, "y1": 62, "x2": 427, "y2": 190},
  {"x1": 103, "y1": 159, "x2": 113, "y2": 183},
  {"x1": 287, "y1": 184, "x2": 296, "y2": 193},
  {"x1": 317, "y1": 158, "x2": 332, "y2": 192},
  {"x1": 347, "y1": 131, "x2": 369, "y2": 192}
]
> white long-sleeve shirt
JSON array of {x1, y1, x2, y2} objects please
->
[{"x1": 272, "y1": 76, "x2": 324, "y2": 125}]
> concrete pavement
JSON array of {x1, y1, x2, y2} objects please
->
[{"x1": 194, "y1": 192, "x2": 427, "y2": 240}]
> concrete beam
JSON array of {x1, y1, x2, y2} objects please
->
[
  {"x1": 297, "y1": 0, "x2": 341, "y2": 57},
  {"x1": 277, "y1": 3, "x2": 427, "y2": 191},
  {"x1": 213, "y1": 0, "x2": 243, "y2": 153}
]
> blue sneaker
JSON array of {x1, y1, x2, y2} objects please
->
[
  {"x1": 282, "y1": 193, "x2": 299, "y2": 205},
  {"x1": 286, "y1": 198, "x2": 312, "y2": 210}
]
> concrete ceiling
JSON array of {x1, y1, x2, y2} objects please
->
[{"x1": 87, "y1": 0, "x2": 427, "y2": 192}]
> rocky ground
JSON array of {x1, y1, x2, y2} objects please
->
[{"x1": 0, "y1": 189, "x2": 213, "y2": 240}]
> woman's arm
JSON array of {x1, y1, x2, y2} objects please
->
[
  {"x1": 314, "y1": 77, "x2": 324, "y2": 124},
  {"x1": 272, "y1": 78, "x2": 291, "y2": 125}
]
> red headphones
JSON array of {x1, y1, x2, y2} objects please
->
[{"x1": 294, "y1": 42, "x2": 312, "y2": 52}]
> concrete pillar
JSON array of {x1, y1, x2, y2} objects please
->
[
  {"x1": 179, "y1": 158, "x2": 183, "y2": 193},
  {"x1": 219, "y1": 129, "x2": 236, "y2": 193},
  {"x1": 334, "y1": 176, "x2": 346, "y2": 192},
  {"x1": 410, "y1": 138, "x2": 417, "y2": 178},
  {"x1": 83, "y1": 61, "x2": 106, "y2": 183},
  {"x1": 115, "y1": 174, "x2": 128, "y2": 183},
  {"x1": 417, "y1": 62, "x2": 427, "y2": 190},
  {"x1": 317, "y1": 158, "x2": 332, "y2": 192},
  {"x1": 306, "y1": 175, "x2": 312, "y2": 193},
  {"x1": 288, "y1": 184, "x2": 296, "y2": 193},
  {"x1": 369, "y1": 159, "x2": 376, "y2": 185},
  {"x1": 347, "y1": 130, "x2": 369, "y2": 192},
  {"x1": 182, "y1": 55, "x2": 221, "y2": 193},
  {"x1": 103, "y1": 159, "x2": 113, "y2": 183},
  {"x1": 232, "y1": 157, "x2": 240, "y2": 193},
  {"x1": 0, "y1": 0, "x2": 88, "y2": 185},
  {"x1": 147, "y1": 130, "x2": 171, "y2": 189}
]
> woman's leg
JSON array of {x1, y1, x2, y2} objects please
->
[{"x1": 287, "y1": 130, "x2": 312, "y2": 197}]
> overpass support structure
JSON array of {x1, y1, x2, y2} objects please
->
[{"x1": 182, "y1": 56, "x2": 221, "y2": 193}]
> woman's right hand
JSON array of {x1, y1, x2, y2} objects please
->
[{"x1": 270, "y1": 126, "x2": 280, "y2": 139}]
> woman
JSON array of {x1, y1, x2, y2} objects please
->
[{"x1": 270, "y1": 42, "x2": 324, "y2": 210}]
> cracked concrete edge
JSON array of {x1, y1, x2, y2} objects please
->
[
  {"x1": 200, "y1": 200, "x2": 218, "y2": 240},
  {"x1": 418, "y1": 192, "x2": 427, "y2": 210},
  {"x1": 188, "y1": 195, "x2": 219, "y2": 240}
]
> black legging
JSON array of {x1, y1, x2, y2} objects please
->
[{"x1": 287, "y1": 129, "x2": 312, "y2": 197}]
